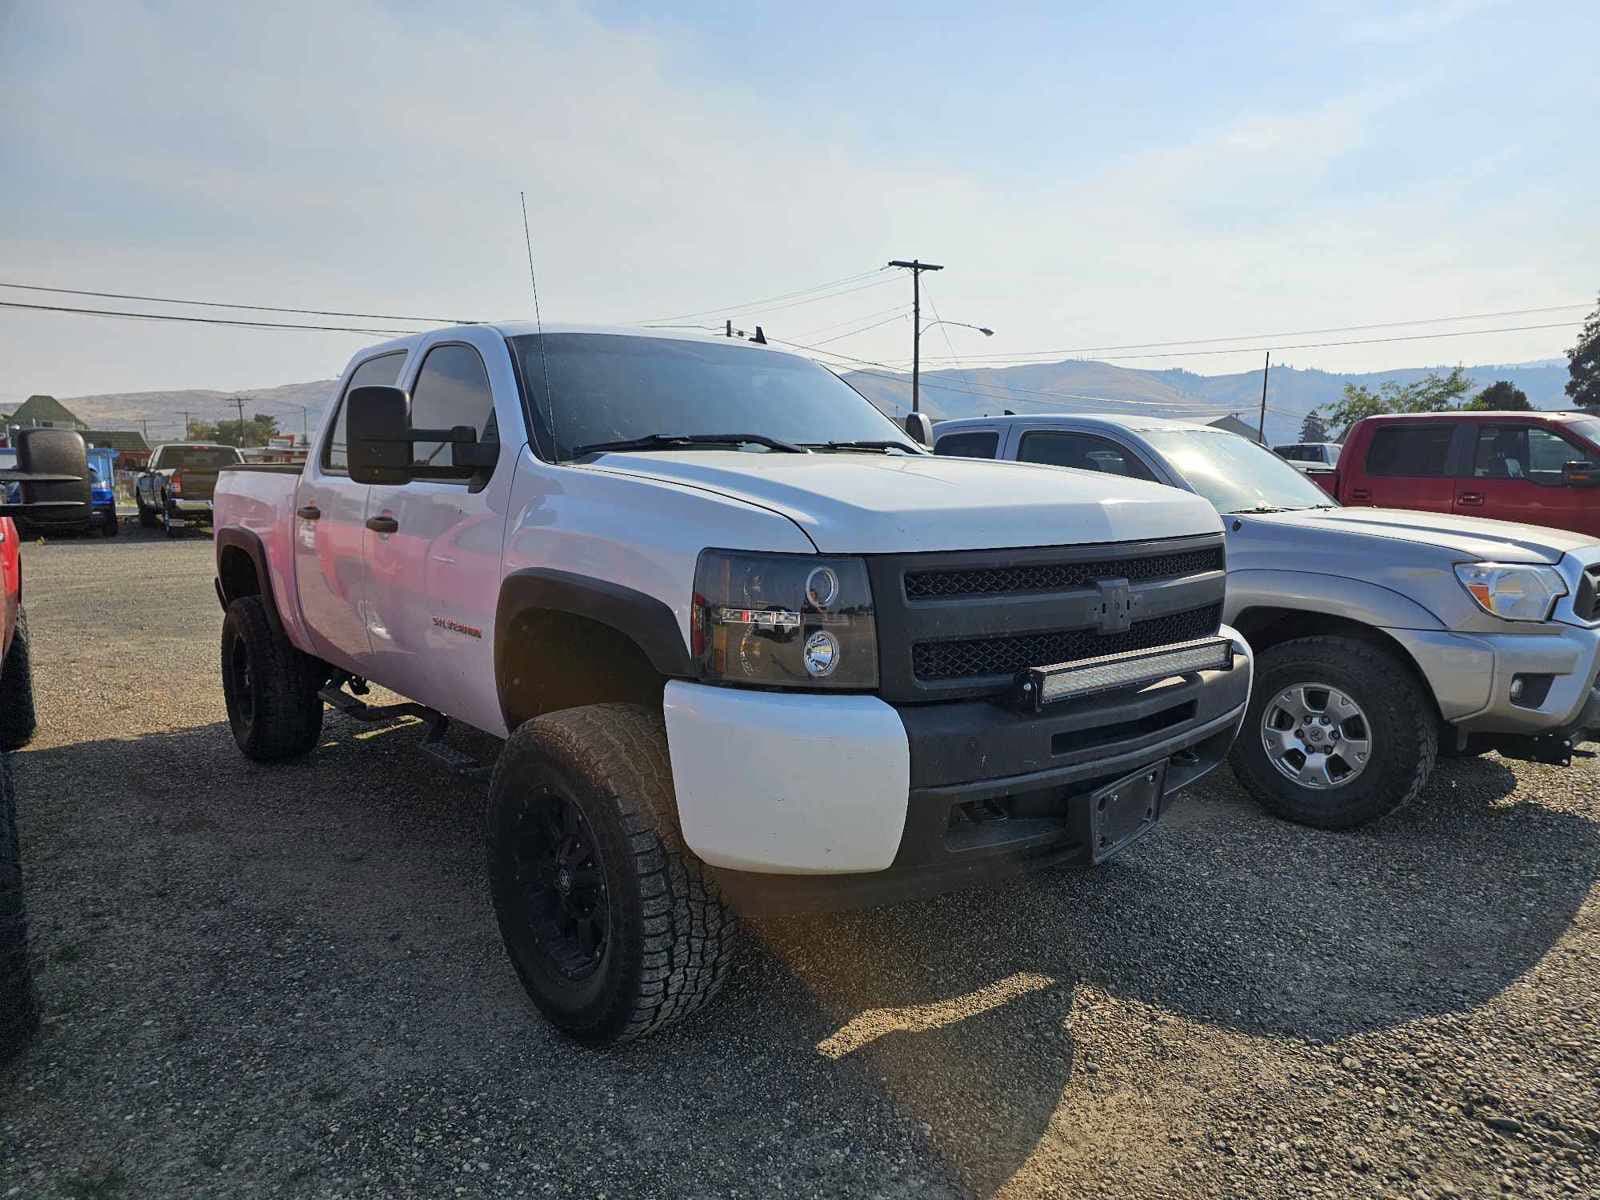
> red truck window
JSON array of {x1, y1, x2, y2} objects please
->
[
  {"x1": 1470, "y1": 424, "x2": 1583, "y2": 486},
  {"x1": 1365, "y1": 425, "x2": 1455, "y2": 476}
]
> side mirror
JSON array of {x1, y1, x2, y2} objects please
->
[
  {"x1": 0, "y1": 428, "x2": 89, "y2": 517},
  {"x1": 1562, "y1": 460, "x2": 1600, "y2": 488},
  {"x1": 903, "y1": 412, "x2": 935, "y2": 448},
  {"x1": 346, "y1": 385, "x2": 414, "y2": 485}
]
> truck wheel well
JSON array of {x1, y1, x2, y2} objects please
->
[
  {"x1": 497, "y1": 608, "x2": 667, "y2": 730},
  {"x1": 1230, "y1": 606, "x2": 1442, "y2": 722},
  {"x1": 217, "y1": 545, "x2": 261, "y2": 604}
]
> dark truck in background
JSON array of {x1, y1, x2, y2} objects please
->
[
  {"x1": 135, "y1": 443, "x2": 245, "y2": 536},
  {"x1": 1309, "y1": 411, "x2": 1600, "y2": 537}
]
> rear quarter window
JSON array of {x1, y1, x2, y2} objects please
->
[
  {"x1": 934, "y1": 430, "x2": 1000, "y2": 459},
  {"x1": 1364, "y1": 425, "x2": 1456, "y2": 477}
]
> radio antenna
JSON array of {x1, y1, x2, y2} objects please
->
[{"x1": 520, "y1": 190, "x2": 556, "y2": 452}]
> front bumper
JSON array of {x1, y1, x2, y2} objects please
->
[
  {"x1": 1391, "y1": 622, "x2": 1600, "y2": 738},
  {"x1": 664, "y1": 625, "x2": 1252, "y2": 913}
]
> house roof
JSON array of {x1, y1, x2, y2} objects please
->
[
  {"x1": 1207, "y1": 414, "x2": 1260, "y2": 440},
  {"x1": 7, "y1": 394, "x2": 85, "y2": 428},
  {"x1": 84, "y1": 429, "x2": 151, "y2": 453}
]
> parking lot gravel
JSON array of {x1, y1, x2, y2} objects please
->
[{"x1": 2, "y1": 527, "x2": 1597, "y2": 1198}]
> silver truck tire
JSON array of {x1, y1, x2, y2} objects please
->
[
  {"x1": 486, "y1": 703, "x2": 739, "y2": 1044},
  {"x1": 1228, "y1": 635, "x2": 1437, "y2": 830}
]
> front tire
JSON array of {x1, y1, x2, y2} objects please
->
[
  {"x1": 137, "y1": 500, "x2": 158, "y2": 528},
  {"x1": 487, "y1": 704, "x2": 739, "y2": 1045},
  {"x1": 0, "y1": 610, "x2": 37, "y2": 753},
  {"x1": 101, "y1": 513, "x2": 119, "y2": 538},
  {"x1": 1229, "y1": 635, "x2": 1437, "y2": 829},
  {"x1": 0, "y1": 754, "x2": 40, "y2": 1062},
  {"x1": 220, "y1": 596, "x2": 324, "y2": 762}
]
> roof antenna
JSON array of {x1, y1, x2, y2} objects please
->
[
  {"x1": 752, "y1": 325, "x2": 767, "y2": 345},
  {"x1": 520, "y1": 190, "x2": 556, "y2": 451}
]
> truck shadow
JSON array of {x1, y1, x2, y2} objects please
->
[{"x1": 9, "y1": 718, "x2": 1594, "y2": 1198}]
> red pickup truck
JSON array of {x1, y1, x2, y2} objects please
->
[{"x1": 1310, "y1": 411, "x2": 1600, "y2": 538}]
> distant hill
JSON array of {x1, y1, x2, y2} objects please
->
[
  {"x1": 52, "y1": 356, "x2": 1574, "y2": 448},
  {"x1": 846, "y1": 358, "x2": 1573, "y2": 445}
]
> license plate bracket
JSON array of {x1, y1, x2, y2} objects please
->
[{"x1": 1088, "y1": 762, "x2": 1167, "y2": 863}]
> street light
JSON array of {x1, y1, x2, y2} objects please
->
[{"x1": 922, "y1": 319, "x2": 995, "y2": 338}]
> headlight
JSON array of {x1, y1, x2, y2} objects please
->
[
  {"x1": 1454, "y1": 562, "x2": 1567, "y2": 622},
  {"x1": 692, "y1": 550, "x2": 878, "y2": 688}
]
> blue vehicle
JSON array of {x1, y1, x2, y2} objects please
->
[{"x1": 0, "y1": 444, "x2": 118, "y2": 537}]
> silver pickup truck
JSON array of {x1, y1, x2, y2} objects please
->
[{"x1": 932, "y1": 414, "x2": 1600, "y2": 829}]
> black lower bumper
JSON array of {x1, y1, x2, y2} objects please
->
[{"x1": 713, "y1": 659, "x2": 1251, "y2": 913}]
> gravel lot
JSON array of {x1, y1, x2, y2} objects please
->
[{"x1": 2, "y1": 528, "x2": 1597, "y2": 1198}]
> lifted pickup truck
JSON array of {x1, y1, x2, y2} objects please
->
[
  {"x1": 935, "y1": 413, "x2": 1600, "y2": 828},
  {"x1": 1308, "y1": 410, "x2": 1600, "y2": 538},
  {"x1": 214, "y1": 324, "x2": 1253, "y2": 1043},
  {"x1": 136, "y1": 442, "x2": 244, "y2": 536}
]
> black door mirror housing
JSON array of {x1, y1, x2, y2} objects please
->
[
  {"x1": 1562, "y1": 460, "x2": 1600, "y2": 488},
  {"x1": 903, "y1": 412, "x2": 935, "y2": 448},
  {"x1": 0, "y1": 428, "x2": 90, "y2": 517},
  {"x1": 347, "y1": 384, "x2": 497, "y2": 485}
]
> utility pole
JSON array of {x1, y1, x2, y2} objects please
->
[
  {"x1": 141, "y1": 417, "x2": 149, "y2": 444},
  {"x1": 888, "y1": 259, "x2": 944, "y2": 413},
  {"x1": 229, "y1": 397, "x2": 247, "y2": 446},
  {"x1": 180, "y1": 410, "x2": 193, "y2": 439},
  {"x1": 1257, "y1": 352, "x2": 1270, "y2": 445}
]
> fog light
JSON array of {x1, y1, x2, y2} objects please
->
[{"x1": 1510, "y1": 678, "x2": 1524, "y2": 701}]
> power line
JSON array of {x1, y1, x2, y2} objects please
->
[
  {"x1": 807, "y1": 310, "x2": 910, "y2": 346},
  {"x1": 789, "y1": 303, "x2": 909, "y2": 340},
  {"x1": 638, "y1": 268, "x2": 889, "y2": 324},
  {"x1": 0, "y1": 299, "x2": 420, "y2": 336},
  {"x1": 0, "y1": 280, "x2": 475, "y2": 325},
  {"x1": 914, "y1": 303, "x2": 1594, "y2": 364}
]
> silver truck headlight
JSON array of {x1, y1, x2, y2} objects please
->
[
  {"x1": 692, "y1": 550, "x2": 878, "y2": 688},
  {"x1": 1454, "y1": 562, "x2": 1567, "y2": 622}
]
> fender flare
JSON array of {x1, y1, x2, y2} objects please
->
[
  {"x1": 214, "y1": 527, "x2": 287, "y2": 641},
  {"x1": 1225, "y1": 569, "x2": 1446, "y2": 633}
]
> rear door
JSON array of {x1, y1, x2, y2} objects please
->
[
  {"x1": 362, "y1": 334, "x2": 514, "y2": 732},
  {"x1": 1350, "y1": 422, "x2": 1459, "y2": 512},
  {"x1": 1011, "y1": 428, "x2": 1160, "y2": 481},
  {"x1": 294, "y1": 349, "x2": 407, "y2": 672},
  {"x1": 1456, "y1": 421, "x2": 1592, "y2": 534}
]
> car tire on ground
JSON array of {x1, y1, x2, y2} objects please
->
[
  {"x1": 1229, "y1": 635, "x2": 1437, "y2": 830},
  {"x1": 137, "y1": 502, "x2": 158, "y2": 529},
  {"x1": 0, "y1": 753, "x2": 40, "y2": 1063},
  {"x1": 162, "y1": 502, "x2": 180, "y2": 539},
  {"x1": 486, "y1": 703, "x2": 739, "y2": 1045},
  {"x1": 102, "y1": 513, "x2": 118, "y2": 538},
  {"x1": 220, "y1": 596, "x2": 325, "y2": 762},
  {"x1": 0, "y1": 610, "x2": 37, "y2": 753}
]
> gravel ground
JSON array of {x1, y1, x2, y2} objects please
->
[{"x1": 2, "y1": 527, "x2": 1597, "y2": 1199}]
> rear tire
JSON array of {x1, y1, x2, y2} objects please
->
[
  {"x1": 102, "y1": 513, "x2": 119, "y2": 538},
  {"x1": 486, "y1": 704, "x2": 739, "y2": 1044},
  {"x1": 220, "y1": 596, "x2": 324, "y2": 762},
  {"x1": 0, "y1": 610, "x2": 37, "y2": 753},
  {"x1": 0, "y1": 753, "x2": 40, "y2": 1063},
  {"x1": 1229, "y1": 635, "x2": 1437, "y2": 830},
  {"x1": 162, "y1": 502, "x2": 179, "y2": 539},
  {"x1": 137, "y1": 502, "x2": 157, "y2": 529}
]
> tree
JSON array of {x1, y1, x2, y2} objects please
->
[
  {"x1": 188, "y1": 412, "x2": 279, "y2": 448},
  {"x1": 1299, "y1": 411, "x2": 1329, "y2": 442},
  {"x1": 1464, "y1": 380, "x2": 1531, "y2": 411},
  {"x1": 1568, "y1": 294, "x2": 1600, "y2": 411},
  {"x1": 1321, "y1": 367, "x2": 1474, "y2": 436}
]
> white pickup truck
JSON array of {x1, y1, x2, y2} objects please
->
[{"x1": 213, "y1": 323, "x2": 1254, "y2": 1043}]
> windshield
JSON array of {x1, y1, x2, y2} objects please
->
[
  {"x1": 159, "y1": 446, "x2": 241, "y2": 470},
  {"x1": 1561, "y1": 416, "x2": 1600, "y2": 453},
  {"x1": 1142, "y1": 429, "x2": 1338, "y2": 514},
  {"x1": 510, "y1": 333, "x2": 919, "y2": 460}
]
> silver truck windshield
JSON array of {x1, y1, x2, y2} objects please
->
[
  {"x1": 1142, "y1": 429, "x2": 1337, "y2": 514},
  {"x1": 510, "y1": 333, "x2": 919, "y2": 460}
]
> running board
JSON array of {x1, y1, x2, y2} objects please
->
[{"x1": 317, "y1": 686, "x2": 491, "y2": 781}]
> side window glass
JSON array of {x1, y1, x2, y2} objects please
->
[
  {"x1": 324, "y1": 352, "x2": 406, "y2": 474},
  {"x1": 1366, "y1": 425, "x2": 1455, "y2": 477},
  {"x1": 1018, "y1": 431, "x2": 1155, "y2": 481},
  {"x1": 1472, "y1": 425, "x2": 1530, "y2": 480},
  {"x1": 934, "y1": 430, "x2": 1000, "y2": 459},
  {"x1": 408, "y1": 344, "x2": 497, "y2": 478},
  {"x1": 1528, "y1": 427, "x2": 1583, "y2": 484}
]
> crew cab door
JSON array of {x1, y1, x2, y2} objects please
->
[
  {"x1": 1456, "y1": 421, "x2": 1594, "y2": 535},
  {"x1": 294, "y1": 349, "x2": 407, "y2": 671},
  {"x1": 1349, "y1": 421, "x2": 1460, "y2": 513},
  {"x1": 1009, "y1": 426, "x2": 1161, "y2": 482},
  {"x1": 361, "y1": 334, "x2": 514, "y2": 733}
]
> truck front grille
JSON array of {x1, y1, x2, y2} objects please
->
[
  {"x1": 912, "y1": 604, "x2": 1223, "y2": 682},
  {"x1": 904, "y1": 546, "x2": 1224, "y2": 599}
]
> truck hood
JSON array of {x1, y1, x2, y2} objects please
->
[
  {"x1": 1244, "y1": 506, "x2": 1600, "y2": 564},
  {"x1": 582, "y1": 451, "x2": 1221, "y2": 553}
]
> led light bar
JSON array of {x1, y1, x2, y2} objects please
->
[{"x1": 1018, "y1": 635, "x2": 1234, "y2": 710}]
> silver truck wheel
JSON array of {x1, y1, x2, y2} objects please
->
[{"x1": 1259, "y1": 683, "x2": 1373, "y2": 790}]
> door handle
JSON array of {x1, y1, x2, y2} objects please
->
[
  {"x1": 1350, "y1": 488, "x2": 1371, "y2": 501},
  {"x1": 296, "y1": 504, "x2": 322, "y2": 521},
  {"x1": 365, "y1": 515, "x2": 399, "y2": 534},
  {"x1": 1458, "y1": 492, "x2": 1484, "y2": 506}
]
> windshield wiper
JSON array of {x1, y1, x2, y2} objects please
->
[
  {"x1": 1229, "y1": 505, "x2": 1291, "y2": 514},
  {"x1": 801, "y1": 440, "x2": 920, "y2": 454},
  {"x1": 571, "y1": 433, "x2": 808, "y2": 457}
]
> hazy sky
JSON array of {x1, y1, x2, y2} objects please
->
[{"x1": 2, "y1": 0, "x2": 1597, "y2": 403}]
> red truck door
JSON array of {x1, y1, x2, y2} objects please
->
[
  {"x1": 1348, "y1": 421, "x2": 1460, "y2": 512},
  {"x1": 1455, "y1": 420, "x2": 1600, "y2": 536}
]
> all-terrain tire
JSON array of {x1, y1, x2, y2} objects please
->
[
  {"x1": 0, "y1": 610, "x2": 37, "y2": 753},
  {"x1": 137, "y1": 502, "x2": 157, "y2": 529},
  {"x1": 0, "y1": 753, "x2": 40, "y2": 1062},
  {"x1": 220, "y1": 596, "x2": 324, "y2": 762},
  {"x1": 1229, "y1": 635, "x2": 1437, "y2": 830},
  {"x1": 102, "y1": 513, "x2": 119, "y2": 538},
  {"x1": 486, "y1": 703, "x2": 740, "y2": 1045}
]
